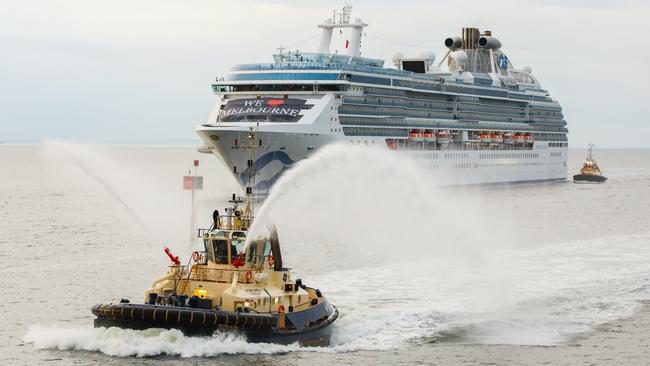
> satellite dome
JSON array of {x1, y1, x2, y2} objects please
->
[
  {"x1": 451, "y1": 51, "x2": 468, "y2": 66},
  {"x1": 416, "y1": 50, "x2": 436, "y2": 66},
  {"x1": 416, "y1": 50, "x2": 436, "y2": 61},
  {"x1": 391, "y1": 51, "x2": 404, "y2": 67}
]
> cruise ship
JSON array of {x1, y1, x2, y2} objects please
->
[{"x1": 196, "y1": 6, "x2": 568, "y2": 194}]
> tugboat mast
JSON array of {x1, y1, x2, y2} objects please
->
[{"x1": 244, "y1": 127, "x2": 257, "y2": 223}]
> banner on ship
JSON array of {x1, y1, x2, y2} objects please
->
[{"x1": 220, "y1": 98, "x2": 306, "y2": 122}]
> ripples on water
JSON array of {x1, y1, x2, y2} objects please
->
[{"x1": 2, "y1": 143, "x2": 649, "y2": 363}]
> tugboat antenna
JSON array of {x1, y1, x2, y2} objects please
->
[{"x1": 244, "y1": 126, "x2": 257, "y2": 224}]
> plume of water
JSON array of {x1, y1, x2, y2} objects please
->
[
  {"x1": 39, "y1": 140, "x2": 230, "y2": 247},
  {"x1": 248, "y1": 143, "x2": 513, "y2": 270}
]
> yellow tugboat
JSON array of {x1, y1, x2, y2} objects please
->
[
  {"x1": 92, "y1": 129, "x2": 338, "y2": 345},
  {"x1": 573, "y1": 143, "x2": 607, "y2": 183}
]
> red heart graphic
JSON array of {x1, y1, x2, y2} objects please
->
[{"x1": 267, "y1": 99, "x2": 285, "y2": 108}]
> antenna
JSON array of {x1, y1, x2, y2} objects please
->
[{"x1": 242, "y1": 127, "x2": 257, "y2": 227}]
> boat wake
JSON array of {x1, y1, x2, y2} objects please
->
[{"x1": 23, "y1": 325, "x2": 302, "y2": 357}]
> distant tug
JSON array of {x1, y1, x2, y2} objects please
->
[
  {"x1": 573, "y1": 144, "x2": 607, "y2": 183},
  {"x1": 92, "y1": 129, "x2": 338, "y2": 346}
]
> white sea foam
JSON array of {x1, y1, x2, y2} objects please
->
[{"x1": 23, "y1": 325, "x2": 303, "y2": 357}]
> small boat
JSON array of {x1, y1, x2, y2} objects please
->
[
  {"x1": 436, "y1": 130, "x2": 452, "y2": 144},
  {"x1": 479, "y1": 132, "x2": 491, "y2": 143},
  {"x1": 503, "y1": 132, "x2": 514, "y2": 144},
  {"x1": 490, "y1": 132, "x2": 503, "y2": 143},
  {"x1": 573, "y1": 143, "x2": 607, "y2": 183},
  {"x1": 422, "y1": 130, "x2": 436, "y2": 142},
  {"x1": 92, "y1": 128, "x2": 338, "y2": 345},
  {"x1": 523, "y1": 133, "x2": 534, "y2": 144},
  {"x1": 409, "y1": 129, "x2": 423, "y2": 142},
  {"x1": 514, "y1": 133, "x2": 525, "y2": 144}
]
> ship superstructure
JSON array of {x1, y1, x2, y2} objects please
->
[{"x1": 196, "y1": 6, "x2": 568, "y2": 193}]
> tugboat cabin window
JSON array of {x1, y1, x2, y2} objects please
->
[
  {"x1": 203, "y1": 239, "x2": 213, "y2": 262},
  {"x1": 231, "y1": 232, "x2": 246, "y2": 259},
  {"x1": 245, "y1": 240, "x2": 273, "y2": 267},
  {"x1": 213, "y1": 239, "x2": 229, "y2": 264}
]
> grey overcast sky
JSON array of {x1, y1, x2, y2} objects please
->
[{"x1": 1, "y1": 0, "x2": 649, "y2": 147}]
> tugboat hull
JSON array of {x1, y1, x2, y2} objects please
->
[
  {"x1": 91, "y1": 300, "x2": 338, "y2": 346},
  {"x1": 573, "y1": 174, "x2": 607, "y2": 183}
]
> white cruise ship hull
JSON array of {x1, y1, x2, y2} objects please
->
[{"x1": 196, "y1": 125, "x2": 567, "y2": 195}]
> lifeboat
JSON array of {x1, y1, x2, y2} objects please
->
[
  {"x1": 514, "y1": 133, "x2": 525, "y2": 144},
  {"x1": 422, "y1": 130, "x2": 436, "y2": 142},
  {"x1": 436, "y1": 130, "x2": 451, "y2": 144},
  {"x1": 503, "y1": 132, "x2": 514, "y2": 144},
  {"x1": 479, "y1": 132, "x2": 491, "y2": 143},
  {"x1": 409, "y1": 129, "x2": 423, "y2": 142},
  {"x1": 490, "y1": 132, "x2": 503, "y2": 143},
  {"x1": 524, "y1": 133, "x2": 534, "y2": 144},
  {"x1": 91, "y1": 128, "x2": 338, "y2": 346},
  {"x1": 386, "y1": 139, "x2": 398, "y2": 150}
]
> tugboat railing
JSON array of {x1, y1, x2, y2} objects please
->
[
  {"x1": 196, "y1": 216, "x2": 254, "y2": 237},
  {"x1": 173, "y1": 261, "x2": 273, "y2": 290}
]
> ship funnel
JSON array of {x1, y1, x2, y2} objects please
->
[
  {"x1": 477, "y1": 36, "x2": 502, "y2": 50},
  {"x1": 444, "y1": 37, "x2": 462, "y2": 50},
  {"x1": 317, "y1": 5, "x2": 367, "y2": 57},
  {"x1": 462, "y1": 27, "x2": 480, "y2": 49}
]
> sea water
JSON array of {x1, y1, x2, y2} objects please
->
[{"x1": 2, "y1": 143, "x2": 649, "y2": 364}]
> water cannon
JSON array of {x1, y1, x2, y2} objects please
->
[
  {"x1": 164, "y1": 247, "x2": 181, "y2": 266},
  {"x1": 232, "y1": 252, "x2": 245, "y2": 267},
  {"x1": 477, "y1": 36, "x2": 502, "y2": 50}
]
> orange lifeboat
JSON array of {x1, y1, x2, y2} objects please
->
[
  {"x1": 409, "y1": 129, "x2": 423, "y2": 142},
  {"x1": 524, "y1": 133, "x2": 534, "y2": 143},
  {"x1": 514, "y1": 133, "x2": 525, "y2": 143},
  {"x1": 386, "y1": 139, "x2": 398, "y2": 150},
  {"x1": 490, "y1": 132, "x2": 503, "y2": 143},
  {"x1": 479, "y1": 132, "x2": 491, "y2": 143},
  {"x1": 436, "y1": 130, "x2": 451, "y2": 144},
  {"x1": 422, "y1": 130, "x2": 436, "y2": 142}
]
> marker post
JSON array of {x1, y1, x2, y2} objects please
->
[{"x1": 183, "y1": 160, "x2": 203, "y2": 245}]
